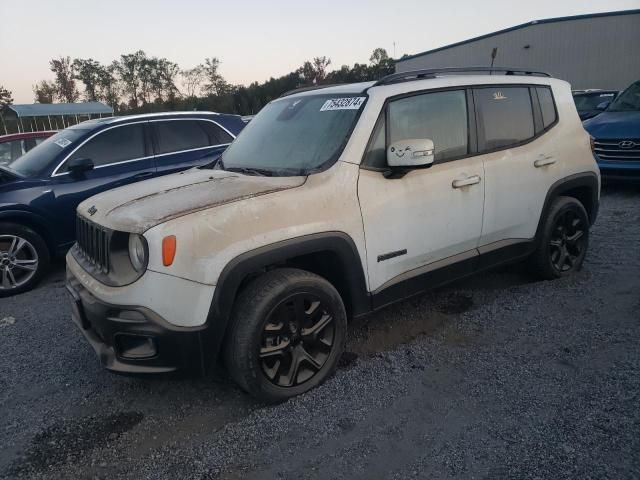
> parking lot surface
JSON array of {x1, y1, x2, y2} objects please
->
[{"x1": 1, "y1": 185, "x2": 639, "y2": 480}]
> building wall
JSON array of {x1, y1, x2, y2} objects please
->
[{"x1": 395, "y1": 13, "x2": 640, "y2": 91}]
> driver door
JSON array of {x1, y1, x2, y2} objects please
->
[
  {"x1": 49, "y1": 122, "x2": 155, "y2": 248},
  {"x1": 357, "y1": 89, "x2": 485, "y2": 298}
]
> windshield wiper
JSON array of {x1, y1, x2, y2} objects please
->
[{"x1": 225, "y1": 166, "x2": 273, "y2": 177}]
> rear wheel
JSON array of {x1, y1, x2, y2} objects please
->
[
  {"x1": 528, "y1": 196, "x2": 589, "y2": 280},
  {"x1": 0, "y1": 223, "x2": 50, "y2": 297},
  {"x1": 224, "y1": 268, "x2": 347, "y2": 403}
]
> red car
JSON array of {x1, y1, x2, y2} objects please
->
[{"x1": 0, "y1": 131, "x2": 56, "y2": 166}]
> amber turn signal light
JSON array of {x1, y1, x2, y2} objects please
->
[{"x1": 162, "y1": 235, "x2": 177, "y2": 266}]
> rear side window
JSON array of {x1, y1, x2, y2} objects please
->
[
  {"x1": 66, "y1": 124, "x2": 146, "y2": 168},
  {"x1": 388, "y1": 90, "x2": 468, "y2": 163},
  {"x1": 536, "y1": 87, "x2": 557, "y2": 128},
  {"x1": 474, "y1": 87, "x2": 535, "y2": 152},
  {"x1": 199, "y1": 121, "x2": 234, "y2": 144},
  {"x1": 155, "y1": 120, "x2": 209, "y2": 155}
]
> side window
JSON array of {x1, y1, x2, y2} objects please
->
[
  {"x1": 199, "y1": 121, "x2": 234, "y2": 145},
  {"x1": 536, "y1": 87, "x2": 557, "y2": 129},
  {"x1": 474, "y1": 87, "x2": 535, "y2": 152},
  {"x1": 362, "y1": 115, "x2": 386, "y2": 169},
  {"x1": 66, "y1": 124, "x2": 145, "y2": 169},
  {"x1": 155, "y1": 120, "x2": 209, "y2": 155},
  {"x1": 388, "y1": 90, "x2": 468, "y2": 163}
]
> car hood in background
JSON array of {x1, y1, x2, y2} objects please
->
[
  {"x1": 583, "y1": 111, "x2": 640, "y2": 138},
  {"x1": 77, "y1": 168, "x2": 306, "y2": 233}
]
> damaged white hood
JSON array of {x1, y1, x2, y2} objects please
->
[{"x1": 77, "y1": 168, "x2": 306, "y2": 233}]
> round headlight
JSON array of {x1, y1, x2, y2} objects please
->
[{"x1": 128, "y1": 234, "x2": 147, "y2": 272}]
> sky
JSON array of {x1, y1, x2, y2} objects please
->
[{"x1": 1, "y1": 0, "x2": 639, "y2": 103}]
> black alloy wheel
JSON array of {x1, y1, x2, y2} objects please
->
[
  {"x1": 224, "y1": 268, "x2": 347, "y2": 403},
  {"x1": 528, "y1": 196, "x2": 590, "y2": 280},
  {"x1": 549, "y1": 209, "x2": 587, "y2": 273},
  {"x1": 260, "y1": 293, "x2": 335, "y2": 387}
]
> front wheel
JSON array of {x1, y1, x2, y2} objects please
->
[
  {"x1": 528, "y1": 196, "x2": 589, "y2": 280},
  {"x1": 0, "y1": 223, "x2": 50, "y2": 297},
  {"x1": 224, "y1": 268, "x2": 347, "y2": 403}
]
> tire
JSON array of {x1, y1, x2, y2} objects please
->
[
  {"x1": 224, "y1": 268, "x2": 347, "y2": 403},
  {"x1": 0, "y1": 223, "x2": 50, "y2": 297},
  {"x1": 528, "y1": 196, "x2": 589, "y2": 280}
]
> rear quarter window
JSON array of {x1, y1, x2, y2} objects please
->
[{"x1": 536, "y1": 87, "x2": 557, "y2": 129}]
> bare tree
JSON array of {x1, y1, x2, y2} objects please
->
[
  {"x1": 202, "y1": 57, "x2": 227, "y2": 96},
  {"x1": 115, "y1": 50, "x2": 146, "y2": 108},
  {"x1": 33, "y1": 80, "x2": 57, "y2": 103},
  {"x1": 181, "y1": 65, "x2": 205, "y2": 98},
  {"x1": 49, "y1": 56, "x2": 79, "y2": 102},
  {"x1": 0, "y1": 86, "x2": 12, "y2": 134},
  {"x1": 73, "y1": 58, "x2": 103, "y2": 101},
  {"x1": 98, "y1": 63, "x2": 120, "y2": 109},
  {"x1": 0, "y1": 85, "x2": 13, "y2": 107},
  {"x1": 301, "y1": 56, "x2": 332, "y2": 85},
  {"x1": 312, "y1": 56, "x2": 331, "y2": 83}
]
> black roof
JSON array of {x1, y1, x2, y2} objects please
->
[{"x1": 397, "y1": 9, "x2": 640, "y2": 63}]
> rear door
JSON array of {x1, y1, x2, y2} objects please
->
[
  {"x1": 152, "y1": 119, "x2": 234, "y2": 175},
  {"x1": 476, "y1": 85, "x2": 559, "y2": 250},
  {"x1": 49, "y1": 121, "x2": 155, "y2": 247}
]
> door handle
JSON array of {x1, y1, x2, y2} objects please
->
[
  {"x1": 534, "y1": 155, "x2": 556, "y2": 168},
  {"x1": 133, "y1": 171, "x2": 154, "y2": 179},
  {"x1": 452, "y1": 175, "x2": 481, "y2": 189}
]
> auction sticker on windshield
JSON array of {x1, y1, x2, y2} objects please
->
[
  {"x1": 320, "y1": 97, "x2": 366, "y2": 111},
  {"x1": 54, "y1": 138, "x2": 72, "y2": 148}
]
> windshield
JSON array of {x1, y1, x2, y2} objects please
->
[
  {"x1": 8, "y1": 129, "x2": 89, "y2": 177},
  {"x1": 607, "y1": 82, "x2": 640, "y2": 112},
  {"x1": 220, "y1": 94, "x2": 366, "y2": 175},
  {"x1": 573, "y1": 93, "x2": 615, "y2": 111}
]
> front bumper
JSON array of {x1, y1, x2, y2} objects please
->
[
  {"x1": 596, "y1": 157, "x2": 640, "y2": 182},
  {"x1": 66, "y1": 269, "x2": 213, "y2": 375}
]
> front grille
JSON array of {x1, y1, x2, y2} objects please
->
[
  {"x1": 593, "y1": 139, "x2": 640, "y2": 161},
  {"x1": 76, "y1": 215, "x2": 111, "y2": 273}
]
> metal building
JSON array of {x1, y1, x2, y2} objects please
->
[{"x1": 395, "y1": 10, "x2": 640, "y2": 91}]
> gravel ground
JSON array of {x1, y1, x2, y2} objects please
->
[{"x1": 1, "y1": 185, "x2": 639, "y2": 480}]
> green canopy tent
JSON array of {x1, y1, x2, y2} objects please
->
[{"x1": 0, "y1": 102, "x2": 114, "y2": 134}]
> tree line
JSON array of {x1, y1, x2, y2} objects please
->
[{"x1": 17, "y1": 48, "x2": 395, "y2": 116}]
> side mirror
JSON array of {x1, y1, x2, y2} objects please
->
[
  {"x1": 596, "y1": 101, "x2": 610, "y2": 111},
  {"x1": 67, "y1": 157, "x2": 94, "y2": 176},
  {"x1": 387, "y1": 139, "x2": 435, "y2": 168}
]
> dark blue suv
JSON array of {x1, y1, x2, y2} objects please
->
[
  {"x1": 0, "y1": 112, "x2": 245, "y2": 296},
  {"x1": 583, "y1": 80, "x2": 640, "y2": 181}
]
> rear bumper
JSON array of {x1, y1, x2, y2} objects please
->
[{"x1": 66, "y1": 269, "x2": 212, "y2": 376}]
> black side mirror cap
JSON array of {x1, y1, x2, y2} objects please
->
[{"x1": 67, "y1": 157, "x2": 94, "y2": 176}]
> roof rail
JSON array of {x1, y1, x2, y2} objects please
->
[
  {"x1": 279, "y1": 84, "x2": 343, "y2": 98},
  {"x1": 373, "y1": 67, "x2": 551, "y2": 86}
]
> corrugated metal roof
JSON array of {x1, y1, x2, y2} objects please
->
[
  {"x1": 5, "y1": 102, "x2": 114, "y2": 117},
  {"x1": 397, "y1": 9, "x2": 640, "y2": 63}
]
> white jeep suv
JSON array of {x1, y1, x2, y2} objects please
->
[{"x1": 66, "y1": 68, "x2": 600, "y2": 402}]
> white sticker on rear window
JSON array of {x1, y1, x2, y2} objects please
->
[
  {"x1": 54, "y1": 138, "x2": 72, "y2": 148},
  {"x1": 320, "y1": 97, "x2": 366, "y2": 111}
]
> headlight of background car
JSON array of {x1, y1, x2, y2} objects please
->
[{"x1": 128, "y1": 234, "x2": 147, "y2": 272}]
